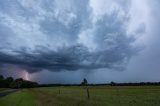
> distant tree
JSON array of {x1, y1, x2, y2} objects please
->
[
  {"x1": 6, "y1": 77, "x2": 14, "y2": 82},
  {"x1": 81, "y1": 78, "x2": 88, "y2": 85},
  {"x1": 21, "y1": 81, "x2": 38, "y2": 88},
  {"x1": 5, "y1": 77, "x2": 14, "y2": 87},
  {"x1": 110, "y1": 81, "x2": 116, "y2": 86},
  {"x1": 10, "y1": 78, "x2": 38, "y2": 88},
  {"x1": 0, "y1": 75, "x2": 4, "y2": 80},
  {"x1": 0, "y1": 75, "x2": 4, "y2": 87},
  {"x1": 10, "y1": 81, "x2": 18, "y2": 88},
  {"x1": 15, "y1": 78, "x2": 23, "y2": 82},
  {"x1": 15, "y1": 78, "x2": 23, "y2": 88},
  {"x1": 0, "y1": 75, "x2": 38, "y2": 88}
]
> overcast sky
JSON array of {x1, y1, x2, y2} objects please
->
[{"x1": 0, "y1": 0, "x2": 160, "y2": 84}]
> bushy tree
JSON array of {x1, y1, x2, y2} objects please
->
[
  {"x1": 0, "y1": 75, "x2": 38, "y2": 88},
  {"x1": 5, "y1": 77, "x2": 14, "y2": 87},
  {"x1": 10, "y1": 78, "x2": 38, "y2": 88},
  {"x1": 0, "y1": 75, "x2": 4, "y2": 87},
  {"x1": 0, "y1": 75, "x2": 4, "y2": 80},
  {"x1": 81, "y1": 78, "x2": 88, "y2": 85},
  {"x1": 110, "y1": 81, "x2": 116, "y2": 86}
]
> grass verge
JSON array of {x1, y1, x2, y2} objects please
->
[{"x1": 0, "y1": 89, "x2": 38, "y2": 106}]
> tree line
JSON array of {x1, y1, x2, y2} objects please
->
[
  {"x1": 1, "y1": 76, "x2": 160, "y2": 88},
  {"x1": 39, "y1": 79, "x2": 160, "y2": 87},
  {"x1": 0, "y1": 75, "x2": 38, "y2": 88},
  {"x1": 39, "y1": 81, "x2": 160, "y2": 87}
]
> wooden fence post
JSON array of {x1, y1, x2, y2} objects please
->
[
  {"x1": 59, "y1": 88, "x2": 60, "y2": 94},
  {"x1": 87, "y1": 88, "x2": 90, "y2": 99}
]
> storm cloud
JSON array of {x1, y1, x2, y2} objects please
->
[{"x1": 0, "y1": 0, "x2": 144, "y2": 74}]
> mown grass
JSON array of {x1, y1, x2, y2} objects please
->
[
  {"x1": 0, "y1": 86, "x2": 160, "y2": 106},
  {"x1": 0, "y1": 88, "x2": 9, "y2": 92},
  {"x1": 30, "y1": 86, "x2": 160, "y2": 106},
  {"x1": 0, "y1": 89, "x2": 37, "y2": 106}
]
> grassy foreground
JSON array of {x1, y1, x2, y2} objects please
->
[
  {"x1": 0, "y1": 88, "x2": 9, "y2": 92},
  {"x1": 0, "y1": 86, "x2": 160, "y2": 106},
  {"x1": 0, "y1": 89, "x2": 37, "y2": 106}
]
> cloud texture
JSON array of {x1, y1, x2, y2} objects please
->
[{"x1": 0, "y1": 0, "x2": 146, "y2": 74}]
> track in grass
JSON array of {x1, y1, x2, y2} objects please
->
[{"x1": 0, "y1": 89, "x2": 18, "y2": 97}]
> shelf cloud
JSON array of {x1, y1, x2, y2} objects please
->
[{"x1": 0, "y1": 0, "x2": 142, "y2": 73}]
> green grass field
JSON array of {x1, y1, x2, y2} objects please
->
[
  {"x1": 0, "y1": 86, "x2": 160, "y2": 106},
  {"x1": 0, "y1": 88, "x2": 9, "y2": 92}
]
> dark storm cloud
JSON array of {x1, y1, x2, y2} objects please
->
[
  {"x1": 0, "y1": 33, "x2": 136, "y2": 73},
  {"x1": 0, "y1": 0, "x2": 143, "y2": 73}
]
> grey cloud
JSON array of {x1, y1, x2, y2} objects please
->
[
  {"x1": 39, "y1": 0, "x2": 91, "y2": 45},
  {"x1": 0, "y1": 35, "x2": 136, "y2": 73},
  {"x1": 0, "y1": 0, "x2": 142, "y2": 74}
]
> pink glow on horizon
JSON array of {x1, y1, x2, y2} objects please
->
[{"x1": 23, "y1": 70, "x2": 30, "y2": 81}]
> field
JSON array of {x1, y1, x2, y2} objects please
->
[
  {"x1": 0, "y1": 88, "x2": 8, "y2": 92},
  {"x1": 0, "y1": 86, "x2": 160, "y2": 106}
]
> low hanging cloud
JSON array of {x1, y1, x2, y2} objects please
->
[{"x1": 0, "y1": 0, "x2": 144, "y2": 73}]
